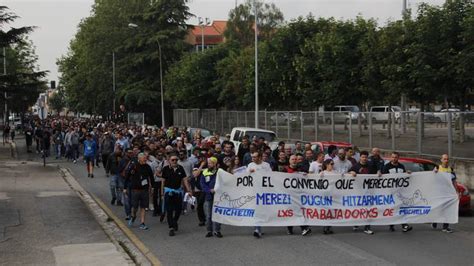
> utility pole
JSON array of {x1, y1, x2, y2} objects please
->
[
  {"x1": 254, "y1": 0, "x2": 259, "y2": 128},
  {"x1": 112, "y1": 51, "x2": 116, "y2": 115},
  {"x1": 3, "y1": 47, "x2": 6, "y2": 126}
]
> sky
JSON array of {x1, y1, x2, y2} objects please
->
[{"x1": 4, "y1": 0, "x2": 445, "y2": 83}]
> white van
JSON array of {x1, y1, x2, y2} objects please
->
[{"x1": 369, "y1": 106, "x2": 401, "y2": 123}]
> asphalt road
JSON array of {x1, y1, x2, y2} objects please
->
[{"x1": 16, "y1": 138, "x2": 474, "y2": 266}]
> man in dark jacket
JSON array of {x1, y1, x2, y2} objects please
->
[{"x1": 107, "y1": 147, "x2": 123, "y2": 206}]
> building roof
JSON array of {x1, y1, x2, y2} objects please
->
[{"x1": 187, "y1": 20, "x2": 228, "y2": 46}]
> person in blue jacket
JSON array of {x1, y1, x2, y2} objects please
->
[
  {"x1": 83, "y1": 133, "x2": 97, "y2": 178},
  {"x1": 200, "y1": 157, "x2": 222, "y2": 238}
]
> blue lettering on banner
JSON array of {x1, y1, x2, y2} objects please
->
[
  {"x1": 399, "y1": 206, "x2": 431, "y2": 215},
  {"x1": 342, "y1": 195, "x2": 395, "y2": 206},
  {"x1": 256, "y1": 193, "x2": 291, "y2": 205},
  {"x1": 214, "y1": 206, "x2": 255, "y2": 217},
  {"x1": 301, "y1": 195, "x2": 333, "y2": 206}
]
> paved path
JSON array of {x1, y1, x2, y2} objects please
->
[
  {"x1": 14, "y1": 136, "x2": 474, "y2": 266},
  {"x1": 0, "y1": 141, "x2": 132, "y2": 266}
]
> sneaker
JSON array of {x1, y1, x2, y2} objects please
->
[
  {"x1": 159, "y1": 214, "x2": 166, "y2": 223},
  {"x1": 442, "y1": 228, "x2": 453, "y2": 233},
  {"x1": 90, "y1": 174, "x2": 94, "y2": 178},
  {"x1": 302, "y1": 228, "x2": 312, "y2": 236},
  {"x1": 389, "y1": 225, "x2": 395, "y2": 232},
  {"x1": 111, "y1": 198, "x2": 116, "y2": 205},
  {"x1": 364, "y1": 229, "x2": 374, "y2": 235},
  {"x1": 402, "y1": 225, "x2": 413, "y2": 232},
  {"x1": 117, "y1": 201, "x2": 123, "y2": 206},
  {"x1": 73, "y1": 160, "x2": 77, "y2": 164},
  {"x1": 169, "y1": 229, "x2": 175, "y2": 236},
  {"x1": 353, "y1": 226, "x2": 359, "y2": 231},
  {"x1": 174, "y1": 224, "x2": 179, "y2": 231},
  {"x1": 198, "y1": 222, "x2": 205, "y2": 227},
  {"x1": 205, "y1": 232, "x2": 213, "y2": 238},
  {"x1": 125, "y1": 216, "x2": 131, "y2": 221},
  {"x1": 128, "y1": 218, "x2": 133, "y2": 227},
  {"x1": 431, "y1": 223, "x2": 437, "y2": 229},
  {"x1": 214, "y1": 232, "x2": 223, "y2": 238},
  {"x1": 253, "y1": 231, "x2": 261, "y2": 238},
  {"x1": 87, "y1": 174, "x2": 91, "y2": 178},
  {"x1": 287, "y1": 228, "x2": 294, "y2": 235},
  {"x1": 139, "y1": 223, "x2": 149, "y2": 230}
]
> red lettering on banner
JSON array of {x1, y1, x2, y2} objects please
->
[
  {"x1": 383, "y1": 208, "x2": 394, "y2": 217},
  {"x1": 277, "y1": 209, "x2": 294, "y2": 217},
  {"x1": 302, "y1": 208, "x2": 379, "y2": 220}
]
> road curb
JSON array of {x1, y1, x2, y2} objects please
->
[{"x1": 58, "y1": 167, "x2": 157, "y2": 266}]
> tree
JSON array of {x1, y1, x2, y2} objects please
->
[
  {"x1": 0, "y1": 6, "x2": 47, "y2": 119},
  {"x1": 48, "y1": 89, "x2": 65, "y2": 114},
  {"x1": 224, "y1": 0, "x2": 284, "y2": 47}
]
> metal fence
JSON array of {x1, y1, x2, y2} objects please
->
[
  {"x1": 128, "y1": 112, "x2": 145, "y2": 125},
  {"x1": 173, "y1": 109, "x2": 474, "y2": 160}
]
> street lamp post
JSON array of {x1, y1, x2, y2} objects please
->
[
  {"x1": 112, "y1": 51, "x2": 116, "y2": 116},
  {"x1": 3, "y1": 47, "x2": 7, "y2": 126},
  {"x1": 254, "y1": 1, "x2": 259, "y2": 128},
  {"x1": 128, "y1": 23, "x2": 165, "y2": 128},
  {"x1": 198, "y1": 17, "x2": 210, "y2": 53}
]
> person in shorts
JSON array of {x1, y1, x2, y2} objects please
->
[
  {"x1": 83, "y1": 133, "x2": 97, "y2": 178},
  {"x1": 128, "y1": 153, "x2": 153, "y2": 230}
]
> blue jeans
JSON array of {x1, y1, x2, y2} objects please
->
[
  {"x1": 204, "y1": 199, "x2": 221, "y2": 233},
  {"x1": 110, "y1": 175, "x2": 123, "y2": 201},
  {"x1": 55, "y1": 144, "x2": 62, "y2": 158},
  {"x1": 123, "y1": 183, "x2": 132, "y2": 217}
]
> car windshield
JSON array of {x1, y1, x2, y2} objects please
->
[
  {"x1": 345, "y1": 106, "x2": 360, "y2": 112},
  {"x1": 400, "y1": 162, "x2": 436, "y2": 172},
  {"x1": 246, "y1": 131, "x2": 276, "y2": 142}
]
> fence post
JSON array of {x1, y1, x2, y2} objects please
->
[
  {"x1": 314, "y1": 111, "x2": 319, "y2": 141},
  {"x1": 348, "y1": 112, "x2": 352, "y2": 144},
  {"x1": 447, "y1": 111, "x2": 453, "y2": 158},
  {"x1": 300, "y1": 112, "x2": 304, "y2": 141},
  {"x1": 264, "y1": 110, "x2": 267, "y2": 130},
  {"x1": 287, "y1": 111, "x2": 291, "y2": 140},
  {"x1": 417, "y1": 112, "x2": 422, "y2": 154},
  {"x1": 391, "y1": 112, "x2": 396, "y2": 151},
  {"x1": 275, "y1": 112, "x2": 279, "y2": 139},
  {"x1": 331, "y1": 112, "x2": 335, "y2": 141},
  {"x1": 245, "y1": 112, "x2": 248, "y2": 127},
  {"x1": 369, "y1": 112, "x2": 373, "y2": 149},
  {"x1": 237, "y1": 111, "x2": 240, "y2": 127}
]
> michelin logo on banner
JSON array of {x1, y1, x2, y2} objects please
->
[
  {"x1": 212, "y1": 170, "x2": 458, "y2": 227},
  {"x1": 214, "y1": 192, "x2": 256, "y2": 217}
]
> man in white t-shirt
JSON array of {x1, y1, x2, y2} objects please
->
[
  {"x1": 247, "y1": 152, "x2": 272, "y2": 238},
  {"x1": 309, "y1": 152, "x2": 325, "y2": 174},
  {"x1": 333, "y1": 148, "x2": 352, "y2": 174}
]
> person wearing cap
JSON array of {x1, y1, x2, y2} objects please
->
[
  {"x1": 127, "y1": 153, "x2": 153, "y2": 230},
  {"x1": 83, "y1": 133, "x2": 97, "y2": 178},
  {"x1": 200, "y1": 157, "x2": 222, "y2": 238}
]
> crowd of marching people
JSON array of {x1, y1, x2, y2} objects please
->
[{"x1": 21, "y1": 114, "x2": 458, "y2": 237}]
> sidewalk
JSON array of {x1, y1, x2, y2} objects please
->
[{"x1": 0, "y1": 142, "x2": 133, "y2": 265}]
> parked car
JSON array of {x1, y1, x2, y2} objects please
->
[
  {"x1": 187, "y1": 127, "x2": 212, "y2": 140},
  {"x1": 383, "y1": 157, "x2": 471, "y2": 215},
  {"x1": 270, "y1": 112, "x2": 298, "y2": 125},
  {"x1": 311, "y1": 141, "x2": 352, "y2": 154},
  {"x1": 432, "y1": 108, "x2": 461, "y2": 123},
  {"x1": 369, "y1": 106, "x2": 401, "y2": 123},
  {"x1": 321, "y1": 105, "x2": 366, "y2": 124},
  {"x1": 230, "y1": 127, "x2": 277, "y2": 155}
]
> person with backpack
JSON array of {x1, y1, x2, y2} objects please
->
[{"x1": 83, "y1": 133, "x2": 97, "y2": 178}]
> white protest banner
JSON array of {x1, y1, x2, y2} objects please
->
[{"x1": 212, "y1": 170, "x2": 458, "y2": 226}]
